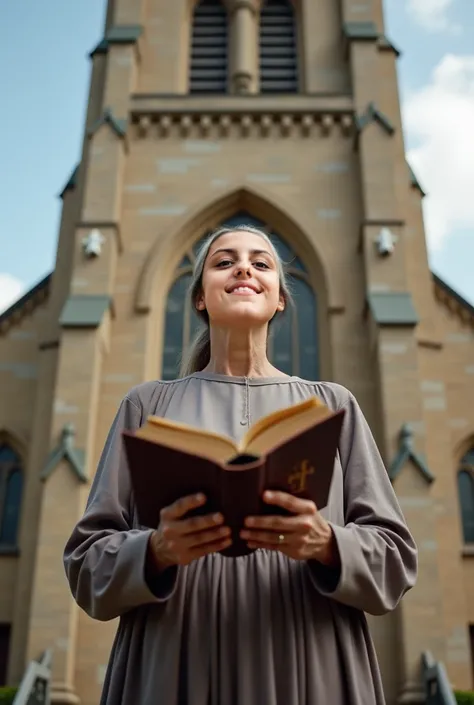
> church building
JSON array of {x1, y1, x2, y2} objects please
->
[{"x1": 0, "y1": 1, "x2": 473, "y2": 703}]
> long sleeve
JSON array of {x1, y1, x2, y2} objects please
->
[
  {"x1": 308, "y1": 392, "x2": 418, "y2": 616},
  {"x1": 63, "y1": 393, "x2": 179, "y2": 622}
]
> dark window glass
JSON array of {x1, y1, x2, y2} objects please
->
[
  {"x1": 270, "y1": 307, "x2": 293, "y2": 376},
  {"x1": 458, "y1": 467, "x2": 474, "y2": 544},
  {"x1": 162, "y1": 275, "x2": 191, "y2": 381},
  {"x1": 0, "y1": 447, "x2": 17, "y2": 464},
  {"x1": 190, "y1": 0, "x2": 228, "y2": 94},
  {"x1": 293, "y1": 277, "x2": 319, "y2": 380},
  {"x1": 0, "y1": 445, "x2": 23, "y2": 548},
  {"x1": 0, "y1": 624, "x2": 11, "y2": 686},
  {"x1": 161, "y1": 211, "x2": 319, "y2": 379},
  {"x1": 260, "y1": 0, "x2": 298, "y2": 94},
  {"x1": 0, "y1": 469, "x2": 22, "y2": 546}
]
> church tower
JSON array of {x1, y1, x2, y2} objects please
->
[{"x1": 3, "y1": 1, "x2": 473, "y2": 704}]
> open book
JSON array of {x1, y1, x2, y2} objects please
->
[{"x1": 123, "y1": 396, "x2": 345, "y2": 557}]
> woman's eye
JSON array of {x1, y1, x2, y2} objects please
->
[
  {"x1": 254, "y1": 261, "x2": 270, "y2": 269},
  {"x1": 216, "y1": 259, "x2": 233, "y2": 268}
]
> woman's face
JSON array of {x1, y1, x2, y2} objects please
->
[{"x1": 196, "y1": 230, "x2": 285, "y2": 329}]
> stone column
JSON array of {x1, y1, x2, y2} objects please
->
[
  {"x1": 342, "y1": 9, "x2": 448, "y2": 704},
  {"x1": 27, "y1": 314, "x2": 111, "y2": 705},
  {"x1": 24, "y1": 18, "x2": 131, "y2": 699},
  {"x1": 225, "y1": 0, "x2": 259, "y2": 94}
]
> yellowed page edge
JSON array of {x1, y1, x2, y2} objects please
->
[
  {"x1": 238, "y1": 396, "x2": 326, "y2": 452},
  {"x1": 144, "y1": 415, "x2": 239, "y2": 455}
]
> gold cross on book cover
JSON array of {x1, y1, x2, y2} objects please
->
[{"x1": 122, "y1": 396, "x2": 346, "y2": 557}]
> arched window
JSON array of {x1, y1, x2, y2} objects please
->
[
  {"x1": 458, "y1": 449, "x2": 474, "y2": 544},
  {"x1": 161, "y1": 212, "x2": 319, "y2": 380},
  {"x1": 189, "y1": 0, "x2": 228, "y2": 94},
  {"x1": 0, "y1": 444, "x2": 23, "y2": 548},
  {"x1": 259, "y1": 0, "x2": 298, "y2": 94}
]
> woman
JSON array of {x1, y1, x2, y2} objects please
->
[{"x1": 64, "y1": 224, "x2": 418, "y2": 705}]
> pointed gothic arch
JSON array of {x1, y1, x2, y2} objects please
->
[
  {"x1": 137, "y1": 185, "x2": 335, "y2": 381},
  {"x1": 160, "y1": 212, "x2": 319, "y2": 380},
  {"x1": 136, "y1": 184, "x2": 333, "y2": 311}
]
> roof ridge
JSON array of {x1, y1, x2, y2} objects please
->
[{"x1": 0, "y1": 273, "x2": 52, "y2": 334}]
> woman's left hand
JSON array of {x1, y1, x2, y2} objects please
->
[{"x1": 240, "y1": 490, "x2": 340, "y2": 566}]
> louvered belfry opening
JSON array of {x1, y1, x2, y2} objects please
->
[
  {"x1": 189, "y1": 0, "x2": 228, "y2": 94},
  {"x1": 259, "y1": 0, "x2": 298, "y2": 93}
]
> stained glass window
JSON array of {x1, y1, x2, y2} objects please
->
[{"x1": 161, "y1": 211, "x2": 319, "y2": 380}]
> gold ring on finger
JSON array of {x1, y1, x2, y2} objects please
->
[{"x1": 278, "y1": 534, "x2": 285, "y2": 543}]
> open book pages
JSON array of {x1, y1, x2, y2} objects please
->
[{"x1": 135, "y1": 396, "x2": 333, "y2": 465}]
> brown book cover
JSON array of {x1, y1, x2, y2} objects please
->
[{"x1": 122, "y1": 397, "x2": 345, "y2": 557}]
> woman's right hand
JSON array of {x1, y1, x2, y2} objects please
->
[{"x1": 147, "y1": 493, "x2": 232, "y2": 571}]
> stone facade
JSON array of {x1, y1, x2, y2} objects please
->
[{"x1": 0, "y1": 1, "x2": 473, "y2": 703}]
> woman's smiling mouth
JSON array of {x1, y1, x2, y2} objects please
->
[
  {"x1": 226, "y1": 282, "x2": 261, "y2": 295},
  {"x1": 229, "y1": 286, "x2": 260, "y2": 295}
]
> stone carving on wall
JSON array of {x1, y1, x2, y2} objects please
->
[{"x1": 82, "y1": 229, "x2": 105, "y2": 258}]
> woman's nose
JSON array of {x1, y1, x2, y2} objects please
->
[{"x1": 235, "y1": 264, "x2": 251, "y2": 277}]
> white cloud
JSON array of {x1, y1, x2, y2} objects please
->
[
  {"x1": 407, "y1": 0, "x2": 460, "y2": 33},
  {"x1": 403, "y1": 54, "x2": 474, "y2": 251},
  {"x1": 0, "y1": 274, "x2": 25, "y2": 314}
]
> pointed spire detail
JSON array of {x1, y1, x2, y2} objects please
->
[
  {"x1": 41, "y1": 424, "x2": 87, "y2": 483},
  {"x1": 389, "y1": 425, "x2": 435, "y2": 484},
  {"x1": 88, "y1": 107, "x2": 127, "y2": 139},
  {"x1": 355, "y1": 102, "x2": 395, "y2": 136}
]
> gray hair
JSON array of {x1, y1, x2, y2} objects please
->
[{"x1": 179, "y1": 224, "x2": 294, "y2": 377}]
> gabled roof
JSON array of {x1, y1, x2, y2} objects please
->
[
  {"x1": 433, "y1": 272, "x2": 474, "y2": 322},
  {"x1": 0, "y1": 274, "x2": 51, "y2": 335}
]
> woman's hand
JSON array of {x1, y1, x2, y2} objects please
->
[
  {"x1": 240, "y1": 491, "x2": 340, "y2": 566},
  {"x1": 148, "y1": 493, "x2": 232, "y2": 572}
]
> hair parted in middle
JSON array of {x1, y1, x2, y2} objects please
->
[{"x1": 179, "y1": 223, "x2": 294, "y2": 377}]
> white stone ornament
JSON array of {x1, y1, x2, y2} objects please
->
[
  {"x1": 375, "y1": 227, "x2": 396, "y2": 257},
  {"x1": 82, "y1": 229, "x2": 105, "y2": 258}
]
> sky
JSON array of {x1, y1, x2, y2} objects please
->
[{"x1": 0, "y1": 0, "x2": 473, "y2": 314}]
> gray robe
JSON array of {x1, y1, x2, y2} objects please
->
[{"x1": 63, "y1": 372, "x2": 418, "y2": 705}]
